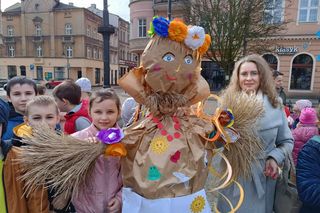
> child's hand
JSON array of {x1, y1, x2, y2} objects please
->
[
  {"x1": 86, "y1": 137, "x2": 99, "y2": 144},
  {"x1": 108, "y1": 197, "x2": 121, "y2": 213}
]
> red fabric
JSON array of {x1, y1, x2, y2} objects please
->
[
  {"x1": 64, "y1": 101, "x2": 91, "y2": 134},
  {"x1": 284, "y1": 106, "x2": 290, "y2": 118}
]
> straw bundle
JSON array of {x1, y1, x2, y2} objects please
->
[
  {"x1": 16, "y1": 127, "x2": 105, "y2": 198},
  {"x1": 220, "y1": 91, "x2": 264, "y2": 179}
]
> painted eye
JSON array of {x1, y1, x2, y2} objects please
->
[
  {"x1": 184, "y1": 55, "x2": 193, "y2": 64},
  {"x1": 163, "y1": 53, "x2": 175, "y2": 62}
]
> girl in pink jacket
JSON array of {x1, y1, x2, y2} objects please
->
[
  {"x1": 71, "y1": 89, "x2": 122, "y2": 213},
  {"x1": 292, "y1": 107, "x2": 319, "y2": 165}
]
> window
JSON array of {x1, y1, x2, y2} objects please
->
[
  {"x1": 138, "y1": 18, "x2": 146, "y2": 37},
  {"x1": 7, "y1": 26, "x2": 14, "y2": 36},
  {"x1": 95, "y1": 68, "x2": 101, "y2": 84},
  {"x1": 87, "y1": 47, "x2": 91, "y2": 58},
  {"x1": 299, "y1": 0, "x2": 319, "y2": 22},
  {"x1": 290, "y1": 54, "x2": 313, "y2": 90},
  {"x1": 35, "y1": 24, "x2": 42, "y2": 36},
  {"x1": 87, "y1": 26, "x2": 91, "y2": 36},
  {"x1": 98, "y1": 50, "x2": 102, "y2": 60},
  {"x1": 93, "y1": 48, "x2": 97, "y2": 59},
  {"x1": 8, "y1": 45, "x2": 15, "y2": 57},
  {"x1": 65, "y1": 23, "x2": 72, "y2": 35},
  {"x1": 20, "y1": 66, "x2": 26, "y2": 76},
  {"x1": 66, "y1": 46, "x2": 73, "y2": 57},
  {"x1": 36, "y1": 46, "x2": 43, "y2": 57},
  {"x1": 263, "y1": 54, "x2": 278, "y2": 70},
  {"x1": 54, "y1": 67, "x2": 64, "y2": 80},
  {"x1": 264, "y1": 0, "x2": 284, "y2": 24},
  {"x1": 8, "y1": 66, "x2": 17, "y2": 78}
]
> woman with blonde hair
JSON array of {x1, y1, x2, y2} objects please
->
[{"x1": 218, "y1": 54, "x2": 293, "y2": 213}]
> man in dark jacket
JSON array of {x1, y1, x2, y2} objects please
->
[
  {"x1": 273, "y1": 70, "x2": 287, "y2": 105},
  {"x1": 296, "y1": 135, "x2": 320, "y2": 213}
]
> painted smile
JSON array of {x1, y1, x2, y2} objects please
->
[{"x1": 165, "y1": 72, "x2": 177, "y2": 81}]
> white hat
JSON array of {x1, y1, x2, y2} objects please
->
[{"x1": 75, "y1": 77, "x2": 92, "y2": 92}]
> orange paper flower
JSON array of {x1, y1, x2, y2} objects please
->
[
  {"x1": 168, "y1": 19, "x2": 188, "y2": 42},
  {"x1": 104, "y1": 143, "x2": 127, "y2": 157},
  {"x1": 198, "y1": 34, "x2": 211, "y2": 56}
]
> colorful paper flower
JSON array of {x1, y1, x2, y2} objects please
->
[
  {"x1": 198, "y1": 34, "x2": 211, "y2": 55},
  {"x1": 184, "y1": 26, "x2": 205, "y2": 50},
  {"x1": 148, "y1": 20, "x2": 155, "y2": 37},
  {"x1": 96, "y1": 128, "x2": 124, "y2": 145},
  {"x1": 153, "y1": 16, "x2": 170, "y2": 37},
  {"x1": 168, "y1": 19, "x2": 188, "y2": 42}
]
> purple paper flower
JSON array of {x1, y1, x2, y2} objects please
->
[
  {"x1": 96, "y1": 128, "x2": 124, "y2": 145},
  {"x1": 153, "y1": 17, "x2": 169, "y2": 37}
]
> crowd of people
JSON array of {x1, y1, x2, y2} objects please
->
[{"x1": 0, "y1": 54, "x2": 319, "y2": 213}]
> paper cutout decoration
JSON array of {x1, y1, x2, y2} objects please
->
[
  {"x1": 190, "y1": 195, "x2": 206, "y2": 213},
  {"x1": 170, "y1": 151, "x2": 181, "y2": 163},
  {"x1": 173, "y1": 171, "x2": 190, "y2": 188},
  {"x1": 150, "y1": 136, "x2": 169, "y2": 154},
  {"x1": 316, "y1": 31, "x2": 320, "y2": 39},
  {"x1": 148, "y1": 166, "x2": 161, "y2": 181},
  {"x1": 316, "y1": 55, "x2": 320, "y2": 62}
]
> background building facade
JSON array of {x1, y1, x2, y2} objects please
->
[
  {"x1": 0, "y1": 0, "x2": 136, "y2": 86},
  {"x1": 260, "y1": 0, "x2": 320, "y2": 100}
]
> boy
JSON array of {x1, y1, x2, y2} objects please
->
[
  {"x1": 4, "y1": 96, "x2": 75, "y2": 213},
  {"x1": 2, "y1": 76, "x2": 37, "y2": 157},
  {"x1": 0, "y1": 98, "x2": 9, "y2": 213},
  {"x1": 52, "y1": 80, "x2": 91, "y2": 134}
]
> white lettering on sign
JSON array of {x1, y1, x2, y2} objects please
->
[{"x1": 275, "y1": 46, "x2": 299, "y2": 55}]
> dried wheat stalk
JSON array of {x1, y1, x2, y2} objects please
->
[
  {"x1": 220, "y1": 91, "x2": 264, "y2": 179},
  {"x1": 15, "y1": 127, "x2": 105, "y2": 198}
]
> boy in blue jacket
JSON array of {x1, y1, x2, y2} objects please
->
[{"x1": 1, "y1": 76, "x2": 37, "y2": 157}]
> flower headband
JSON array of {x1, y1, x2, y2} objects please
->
[{"x1": 148, "y1": 16, "x2": 211, "y2": 56}]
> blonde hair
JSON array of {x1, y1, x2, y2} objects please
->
[
  {"x1": 226, "y1": 54, "x2": 280, "y2": 108},
  {"x1": 25, "y1": 95, "x2": 59, "y2": 116}
]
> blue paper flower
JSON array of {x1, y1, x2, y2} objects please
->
[
  {"x1": 153, "y1": 17, "x2": 170, "y2": 37},
  {"x1": 96, "y1": 128, "x2": 124, "y2": 145}
]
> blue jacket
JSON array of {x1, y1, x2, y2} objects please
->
[
  {"x1": 0, "y1": 99, "x2": 9, "y2": 136},
  {"x1": 1, "y1": 103, "x2": 24, "y2": 157},
  {"x1": 296, "y1": 135, "x2": 320, "y2": 213}
]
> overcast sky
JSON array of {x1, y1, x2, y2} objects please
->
[{"x1": 1, "y1": 0, "x2": 130, "y2": 21}]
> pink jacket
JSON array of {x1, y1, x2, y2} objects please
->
[
  {"x1": 71, "y1": 124, "x2": 122, "y2": 213},
  {"x1": 292, "y1": 125, "x2": 319, "y2": 165}
]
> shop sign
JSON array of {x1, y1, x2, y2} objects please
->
[{"x1": 275, "y1": 46, "x2": 298, "y2": 55}]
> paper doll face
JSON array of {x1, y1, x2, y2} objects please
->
[{"x1": 141, "y1": 37, "x2": 201, "y2": 93}]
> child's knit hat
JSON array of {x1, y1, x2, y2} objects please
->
[
  {"x1": 299, "y1": 107, "x2": 318, "y2": 125},
  {"x1": 75, "y1": 77, "x2": 92, "y2": 93},
  {"x1": 295, "y1": 99, "x2": 312, "y2": 111}
]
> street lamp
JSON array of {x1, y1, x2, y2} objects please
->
[
  {"x1": 98, "y1": 0, "x2": 115, "y2": 88},
  {"x1": 63, "y1": 49, "x2": 70, "y2": 79},
  {"x1": 168, "y1": 0, "x2": 172, "y2": 20}
]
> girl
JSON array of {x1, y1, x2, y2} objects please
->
[
  {"x1": 292, "y1": 107, "x2": 319, "y2": 165},
  {"x1": 71, "y1": 88, "x2": 122, "y2": 213}
]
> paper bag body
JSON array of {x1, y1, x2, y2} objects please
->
[{"x1": 121, "y1": 115, "x2": 214, "y2": 199}]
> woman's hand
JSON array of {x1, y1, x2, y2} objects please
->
[
  {"x1": 264, "y1": 157, "x2": 280, "y2": 180},
  {"x1": 108, "y1": 197, "x2": 121, "y2": 213}
]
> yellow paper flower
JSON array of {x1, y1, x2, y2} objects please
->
[
  {"x1": 184, "y1": 26, "x2": 205, "y2": 50},
  {"x1": 150, "y1": 136, "x2": 169, "y2": 154},
  {"x1": 168, "y1": 19, "x2": 188, "y2": 42},
  {"x1": 198, "y1": 34, "x2": 211, "y2": 56},
  {"x1": 190, "y1": 196, "x2": 206, "y2": 213}
]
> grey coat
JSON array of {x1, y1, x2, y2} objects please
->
[{"x1": 217, "y1": 95, "x2": 293, "y2": 213}]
